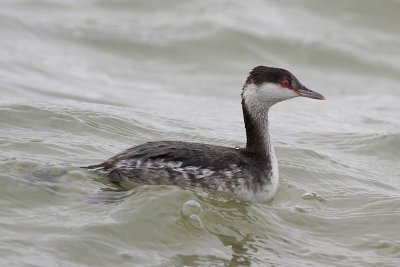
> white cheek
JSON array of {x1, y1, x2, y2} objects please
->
[{"x1": 243, "y1": 83, "x2": 298, "y2": 107}]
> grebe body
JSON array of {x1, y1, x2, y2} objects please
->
[{"x1": 87, "y1": 66, "x2": 324, "y2": 202}]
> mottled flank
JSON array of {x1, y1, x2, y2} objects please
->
[{"x1": 87, "y1": 141, "x2": 275, "y2": 201}]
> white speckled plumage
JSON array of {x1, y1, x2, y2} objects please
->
[{"x1": 87, "y1": 66, "x2": 324, "y2": 202}]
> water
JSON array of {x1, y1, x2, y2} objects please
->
[{"x1": 1, "y1": 0, "x2": 400, "y2": 266}]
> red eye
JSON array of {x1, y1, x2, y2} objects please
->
[{"x1": 281, "y1": 79, "x2": 291, "y2": 88}]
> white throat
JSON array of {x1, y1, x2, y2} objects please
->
[
  {"x1": 242, "y1": 82, "x2": 298, "y2": 108},
  {"x1": 239, "y1": 82, "x2": 296, "y2": 201},
  {"x1": 241, "y1": 82, "x2": 298, "y2": 152}
]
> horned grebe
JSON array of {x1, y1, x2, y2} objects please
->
[{"x1": 87, "y1": 66, "x2": 324, "y2": 202}]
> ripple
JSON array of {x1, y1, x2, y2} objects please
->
[
  {"x1": 302, "y1": 192, "x2": 325, "y2": 202},
  {"x1": 181, "y1": 200, "x2": 203, "y2": 217}
]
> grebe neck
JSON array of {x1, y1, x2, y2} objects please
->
[{"x1": 242, "y1": 99, "x2": 272, "y2": 159}]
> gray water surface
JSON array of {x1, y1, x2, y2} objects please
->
[{"x1": 1, "y1": 1, "x2": 400, "y2": 266}]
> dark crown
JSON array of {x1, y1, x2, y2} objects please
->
[{"x1": 245, "y1": 66, "x2": 297, "y2": 86}]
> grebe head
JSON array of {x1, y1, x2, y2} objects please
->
[{"x1": 242, "y1": 66, "x2": 325, "y2": 108}]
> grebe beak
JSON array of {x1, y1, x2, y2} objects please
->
[{"x1": 296, "y1": 86, "x2": 325, "y2": 100}]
